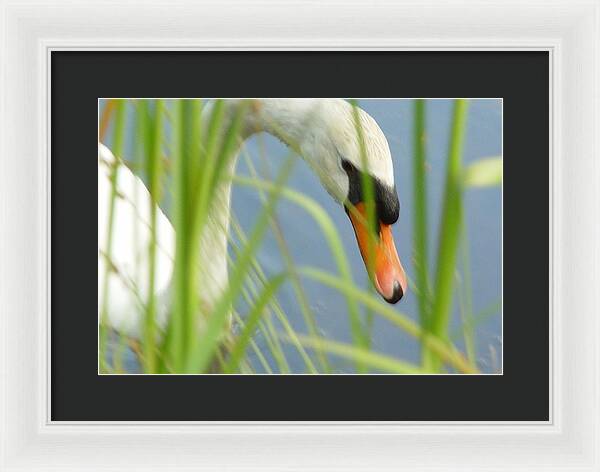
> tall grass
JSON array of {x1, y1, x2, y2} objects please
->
[{"x1": 98, "y1": 98, "x2": 501, "y2": 374}]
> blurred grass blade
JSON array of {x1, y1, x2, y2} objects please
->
[
  {"x1": 232, "y1": 310, "x2": 275, "y2": 373},
  {"x1": 99, "y1": 99, "x2": 116, "y2": 142},
  {"x1": 412, "y1": 99, "x2": 432, "y2": 332},
  {"x1": 167, "y1": 100, "x2": 186, "y2": 370},
  {"x1": 350, "y1": 101, "x2": 377, "y2": 278},
  {"x1": 142, "y1": 99, "x2": 164, "y2": 373},
  {"x1": 99, "y1": 99, "x2": 127, "y2": 372},
  {"x1": 234, "y1": 270, "x2": 290, "y2": 373},
  {"x1": 182, "y1": 99, "x2": 203, "y2": 358},
  {"x1": 412, "y1": 99, "x2": 434, "y2": 368},
  {"x1": 458, "y1": 220, "x2": 476, "y2": 364},
  {"x1": 350, "y1": 101, "x2": 376, "y2": 372},
  {"x1": 463, "y1": 157, "x2": 502, "y2": 188},
  {"x1": 223, "y1": 273, "x2": 287, "y2": 374},
  {"x1": 282, "y1": 334, "x2": 425, "y2": 374},
  {"x1": 425, "y1": 99, "x2": 469, "y2": 372},
  {"x1": 451, "y1": 299, "x2": 502, "y2": 340}
]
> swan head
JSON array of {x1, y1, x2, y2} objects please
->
[
  {"x1": 281, "y1": 100, "x2": 408, "y2": 303},
  {"x1": 254, "y1": 99, "x2": 407, "y2": 303}
]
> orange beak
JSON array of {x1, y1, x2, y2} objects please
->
[{"x1": 347, "y1": 202, "x2": 407, "y2": 303}]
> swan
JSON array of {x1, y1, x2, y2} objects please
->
[{"x1": 98, "y1": 99, "x2": 407, "y2": 340}]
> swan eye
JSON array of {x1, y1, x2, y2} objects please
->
[
  {"x1": 335, "y1": 148, "x2": 355, "y2": 175},
  {"x1": 341, "y1": 158, "x2": 355, "y2": 174}
]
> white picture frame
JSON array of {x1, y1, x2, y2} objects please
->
[{"x1": 1, "y1": 0, "x2": 598, "y2": 470}]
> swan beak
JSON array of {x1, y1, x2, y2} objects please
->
[{"x1": 347, "y1": 202, "x2": 407, "y2": 304}]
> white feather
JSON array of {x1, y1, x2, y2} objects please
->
[{"x1": 98, "y1": 143, "x2": 174, "y2": 337}]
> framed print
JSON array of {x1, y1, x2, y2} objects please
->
[{"x1": 1, "y1": 0, "x2": 599, "y2": 471}]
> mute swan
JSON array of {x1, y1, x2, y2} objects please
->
[{"x1": 99, "y1": 99, "x2": 407, "y2": 339}]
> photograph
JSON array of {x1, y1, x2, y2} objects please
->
[{"x1": 98, "y1": 98, "x2": 502, "y2": 375}]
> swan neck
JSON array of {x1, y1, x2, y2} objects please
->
[
  {"x1": 246, "y1": 99, "x2": 321, "y2": 148},
  {"x1": 196, "y1": 99, "x2": 316, "y2": 308}
]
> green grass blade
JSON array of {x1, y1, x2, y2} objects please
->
[
  {"x1": 223, "y1": 273, "x2": 287, "y2": 373},
  {"x1": 425, "y1": 99, "x2": 469, "y2": 372},
  {"x1": 99, "y1": 99, "x2": 127, "y2": 372},
  {"x1": 458, "y1": 220, "x2": 476, "y2": 365},
  {"x1": 350, "y1": 101, "x2": 377, "y2": 370},
  {"x1": 450, "y1": 299, "x2": 502, "y2": 341},
  {"x1": 463, "y1": 156, "x2": 502, "y2": 188},
  {"x1": 412, "y1": 99, "x2": 432, "y2": 334},
  {"x1": 281, "y1": 334, "x2": 425, "y2": 374},
  {"x1": 231, "y1": 311, "x2": 275, "y2": 374},
  {"x1": 181, "y1": 100, "x2": 204, "y2": 360},
  {"x1": 350, "y1": 100, "x2": 377, "y2": 269},
  {"x1": 166, "y1": 99, "x2": 187, "y2": 371},
  {"x1": 142, "y1": 99, "x2": 164, "y2": 373}
]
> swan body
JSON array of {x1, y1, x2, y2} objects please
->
[
  {"x1": 99, "y1": 99, "x2": 406, "y2": 339},
  {"x1": 98, "y1": 143, "x2": 174, "y2": 336}
]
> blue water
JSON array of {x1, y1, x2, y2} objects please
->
[{"x1": 101, "y1": 99, "x2": 502, "y2": 374}]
